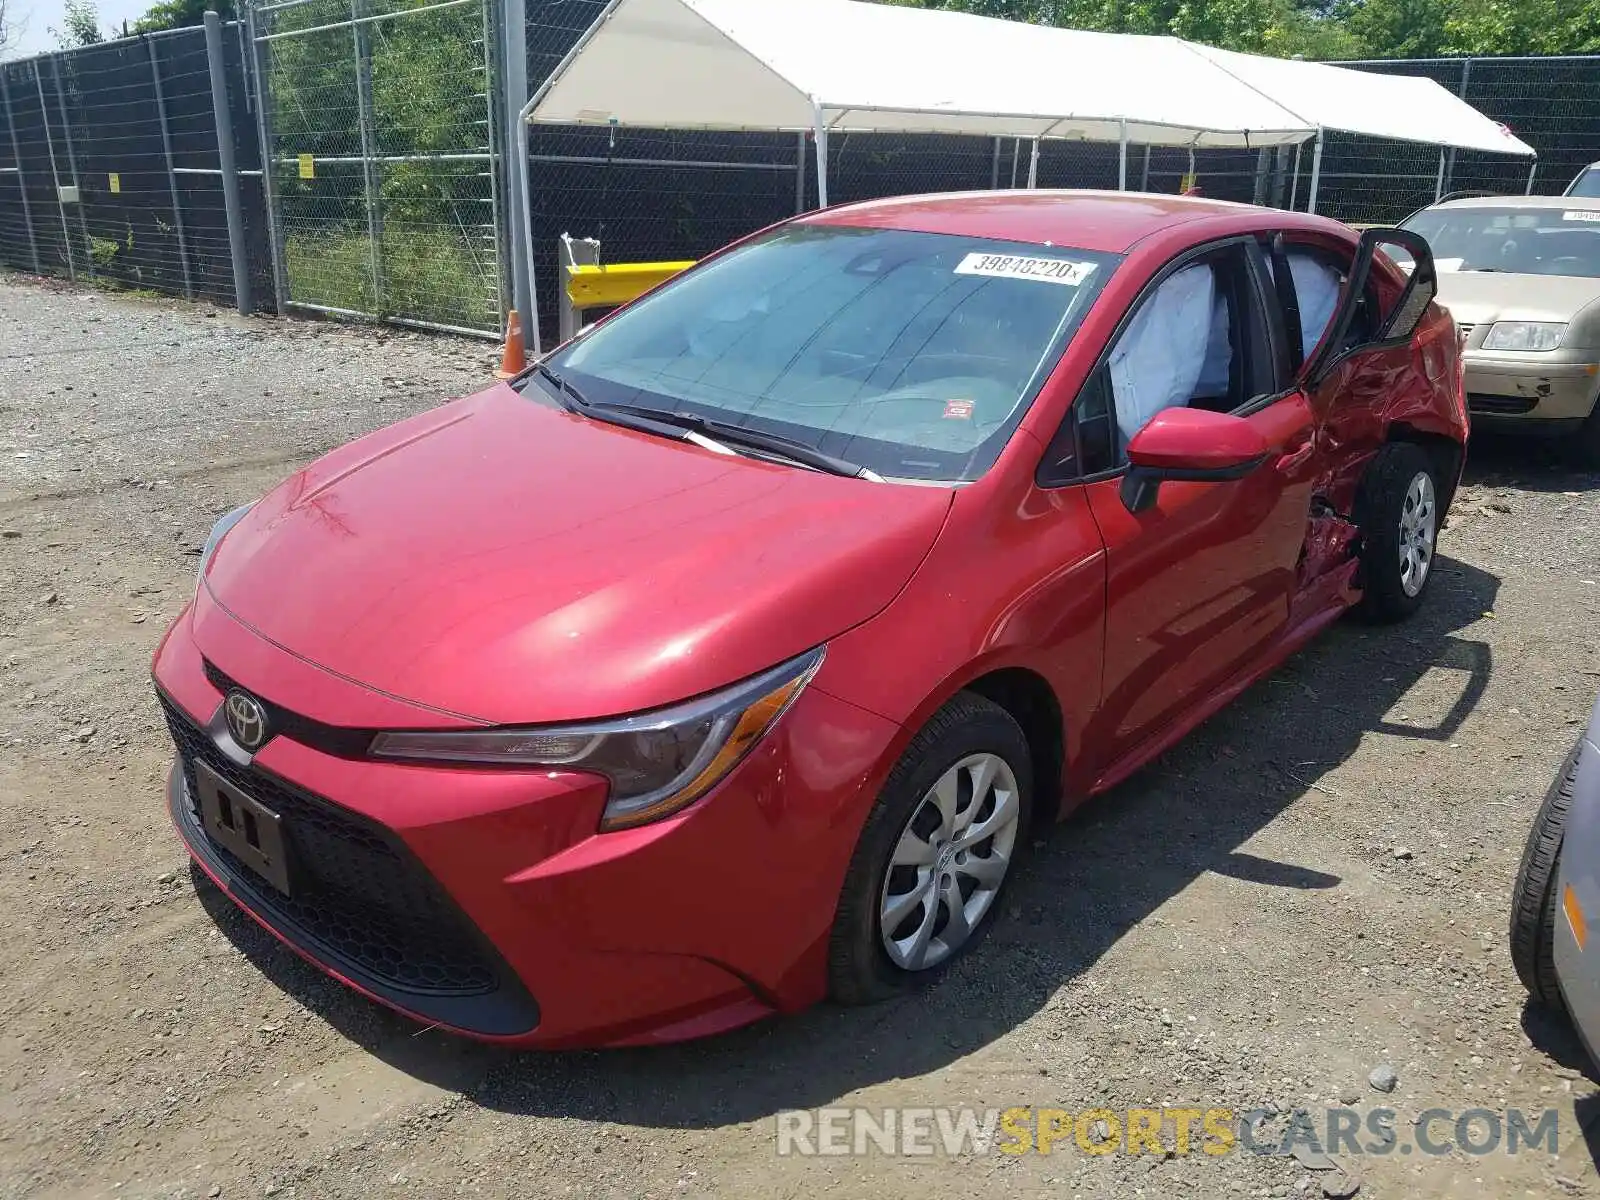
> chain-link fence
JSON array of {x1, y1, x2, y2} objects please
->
[
  {"x1": 250, "y1": 0, "x2": 501, "y2": 334},
  {"x1": 0, "y1": 22, "x2": 264, "y2": 309}
]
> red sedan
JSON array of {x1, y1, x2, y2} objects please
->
[{"x1": 153, "y1": 192, "x2": 1466, "y2": 1048}]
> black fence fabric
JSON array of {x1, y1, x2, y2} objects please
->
[{"x1": 0, "y1": 24, "x2": 265, "y2": 311}]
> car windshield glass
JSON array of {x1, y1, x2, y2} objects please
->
[
  {"x1": 1400, "y1": 206, "x2": 1600, "y2": 277},
  {"x1": 1570, "y1": 169, "x2": 1600, "y2": 198},
  {"x1": 545, "y1": 225, "x2": 1119, "y2": 482}
]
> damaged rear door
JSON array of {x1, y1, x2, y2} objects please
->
[{"x1": 1261, "y1": 227, "x2": 1444, "y2": 625}]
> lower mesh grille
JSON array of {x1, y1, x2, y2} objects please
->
[
  {"x1": 162, "y1": 695, "x2": 499, "y2": 997},
  {"x1": 1467, "y1": 392, "x2": 1539, "y2": 415}
]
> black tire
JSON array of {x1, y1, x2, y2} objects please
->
[
  {"x1": 828, "y1": 692, "x2": 1034, "y2": 1006},
  {"x1": 1510, "y1": 737, "x2": 1582, "y2": 1008},
  {"x1": 1569, "y1": 404, "x2": 1600, "y2": 470},
  {"x1": 1352, "y1": 442, "x2": 1441, "y2": 623}
]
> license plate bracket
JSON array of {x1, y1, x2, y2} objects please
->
[{"x1": 194, "y1": 760, "x2": 293, "y2": 896}]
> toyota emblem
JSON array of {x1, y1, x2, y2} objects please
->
[{"x1": 224, "y1": 690, "x2": 270, "y2": 752}]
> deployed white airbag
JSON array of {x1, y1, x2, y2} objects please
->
[
  {"x1": 1109, "y1": 265, "x2": 1216, "y2": 444},
  {"x1": 1280, "y1": 253, "x2": 1343, "y2": 359}
]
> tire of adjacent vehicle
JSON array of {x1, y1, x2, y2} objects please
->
[
  {"x1": 1571, "y1": 404, "x2": 1600, "y2": 469},
  {"x1": 828, "y1": 692, "x2": 1034, "y2": 1006},
  {"x1": 1351, "y1": 441, "x2": 1439, "y2": 623},
  {"x1": 1510, "y1": 737, "x2": 1582, "y2": 1009}
]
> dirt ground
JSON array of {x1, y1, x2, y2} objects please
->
[{"x1": 4, "y1": 274, "x2": 1600, "y2": 1200}]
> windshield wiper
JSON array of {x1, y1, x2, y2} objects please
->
[
  {"x1": 534, "y1": 365, "x2": 709, "y2": 446},
  {"x1": 588, "y1": 401, "x2": 881, "y2": 481},
  {"x1": 533, "y1": 368, "x2": 880, "y2": 480},
  {"x1": 534, "y1": 363, "x2": 594, "y2": 410}
]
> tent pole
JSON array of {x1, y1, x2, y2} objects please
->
[
  {"x1": 1140, "y1": 145, "x2": 1151, "y2": 191},
  {"x1": 812, "y1": 105, "x2": 829, "y2": 208},
  {"x1": 1118, "y1": 119, "x2": 1128, "y2": 191},
  {"x1": 795, "y1": 131, "x2": 807, "y2": 213},
  {"x1": 990, "y1": 137, "x2": 1001, "y2": 190},
  {"x1": 1027, "y1": 138, "x2": 1040, "y2": 188},
  {"x1": 1526, "y1": 159, "x2": 1538, "y2": 194},
  {"x1": 1289, "y1": 142, "x2": 1301, "y2": 210},
  {"x1": 515, "y1": 0, "x2": 628, "y2": 355},
  {"x1": 1434, "y1": 148, "x2": 1446, "y2": 202},
  {"x1": 1307, "y1": 127, "x2": 1324, "y2": 215}
]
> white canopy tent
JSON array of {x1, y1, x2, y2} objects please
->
[{"x1": 514, "y1": 0, "x2": 1536, "y2": 346}]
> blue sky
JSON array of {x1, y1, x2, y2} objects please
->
[{"x1": 6, "y1": 0, "x2": 153, "y2": 56}]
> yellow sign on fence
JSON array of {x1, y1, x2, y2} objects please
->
[
  {"x1": 108, "y1": 173, "x2": 120, "y2": 194},
  {"x1": 298, "y1": 154, "x2": 315, "y2": 180}
]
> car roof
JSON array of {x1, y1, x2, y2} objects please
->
[
  {"x1": 798, "y1": 190, "x2": 1347, "y2": 254},
  {"x1": 1428, "y1": 194, "x2": 1600, "y2": 213}
]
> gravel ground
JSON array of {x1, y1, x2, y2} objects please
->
[{"x1": 3, "y1": 273, "x2": 1600, "y2": 1200}]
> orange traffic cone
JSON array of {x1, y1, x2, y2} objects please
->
[{"x1": 494, "y1": 310, "x2": 527, "y2": 379}]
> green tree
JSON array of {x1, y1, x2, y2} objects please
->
[
  {"x1": 1334, "y1": 0, "x2": 1449, "y2": 57},
  {"x1": 892, "y1": 0, "x2": 1369, "y2": 56},
  {"x1": 132, "y1": 0, "x2": 236, "y2": 34},
  {"x1": 50, "y1": 0, "x2": 104, "y2": 46},
  {"x1": 1443, "y1": 0, "x2": 1600, "y2": 55}
]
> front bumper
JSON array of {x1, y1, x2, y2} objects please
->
[
  {"x1": 1462, "y1": 353, "x2": 1600, "y2": 428},
  {"x1": 153, "y1": 602, "x2": 899, "y2": 1047}
]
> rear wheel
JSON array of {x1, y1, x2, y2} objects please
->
[
  {"x1": 828, "y1": 693, "x2": 1033, "y2": 1006},
  {"x1": 1510, "y1": 738, "x2": 1582, "y2": 1008},
  {"x1": 1352, "y1": 442, "x2": 1440, "y2": 623}
]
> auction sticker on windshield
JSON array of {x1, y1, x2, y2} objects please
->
[
  {"x1": 1563, "y1": 210, "x2": 1600, "y2": 222},
  {"x1": 955, "y1": 253, "x2": 1097, "y2": 286}
]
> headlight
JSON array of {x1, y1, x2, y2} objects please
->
[
  {"x1": 369, "y1": 647, "x2": 824, "y2": 830},
  {"x1": 198, "y1": 503, "x2": 254, "y2": 580},
  {"x1": 1482, "y1": 321, "x2": 1566, "y2": 351}
]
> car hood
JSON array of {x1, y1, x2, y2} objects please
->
[
  {"x1": 1435, "y1": 270, "x2": 1600, "y2": 326},
  {"x1": 201, "y1": 385, "x2": 953, "y2": 725}
]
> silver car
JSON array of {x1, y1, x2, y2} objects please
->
[
  {"x1": 1512, "y1": 697, "x2": 1600, "y2": 1068},
  {"x1": 1398, "y1": 195, "x2": 1600, "y2": 463}
]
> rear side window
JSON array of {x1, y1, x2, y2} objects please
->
[
  {"x1": 1273, "y1": 251, "x2": 1343, "y2": 361},
  {"x1": 1269, "y1": 240, "x2": 1384, "y2": 369}
]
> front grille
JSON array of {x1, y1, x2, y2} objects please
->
[
  {"x1": 1467, "y1": 392, "x2": 1538, "y2": 415},
  {"x1": 160, "y1": 693, "x2": 534, "y2": 1026}
]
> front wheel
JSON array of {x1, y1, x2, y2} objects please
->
[
  {"x1": 1352, "y1": 442, "x2": 1441, "y2": 623},
  {"x1": 828, "y1": 693, "x2": 1033, "y2": 1006}
]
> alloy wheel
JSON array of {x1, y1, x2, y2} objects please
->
[
  {"x1": 878, "y1": 752, "x2": 1021, "y2": 971},
  {"x1": 1398, "y1": 470, "x2": 1437, "y2": 598}
]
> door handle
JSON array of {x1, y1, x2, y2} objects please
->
[{"x1": 1275, "y1": 439, "x2": 1315, "y2": 474}]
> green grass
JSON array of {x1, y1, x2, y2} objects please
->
[{"x1": 283, "y1": 227, "x2": 498, "y2": 331}]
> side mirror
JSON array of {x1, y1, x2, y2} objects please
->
[{"x1": 1120, "y1": 408, "x2": 1270, "y2": 513}]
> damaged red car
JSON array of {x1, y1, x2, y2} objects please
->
[{"x1": 153, "y1": 192, "x2": 1465, "y2": 1048}]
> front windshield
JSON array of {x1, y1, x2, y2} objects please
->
[
  {"x1": 1570, "y1": 169, "x2": 1600, "y2": 198},
  {"x1": 1400, "y1": 206, "x2": 1600, "y2": 277},
  {"x1": 546, "y1": 224, "x2": 1119, "y2": 482}
]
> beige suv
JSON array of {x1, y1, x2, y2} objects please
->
[{"x1": 1398, "y1": 195, "x2": 1600, "y2": 463}]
